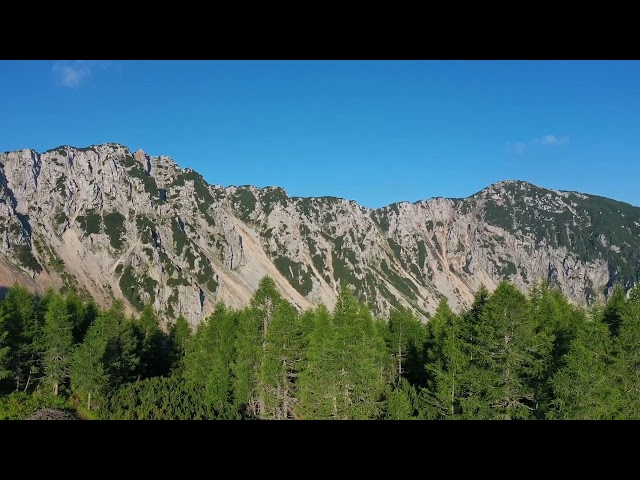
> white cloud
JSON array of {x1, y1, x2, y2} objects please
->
[
  {"x1": 506, "y1": 134, "x2": 569, "y2": 156},
  {"x1": 538, "y1": 134, "x2": 569, "y2": 145},
  {"x1": 52, "y1": 60, "x2": 120, "y2": 87}
]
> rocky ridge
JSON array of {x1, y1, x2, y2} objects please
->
[{"x1": 1, "y1": 143, "x2": 638, "y2": 324}]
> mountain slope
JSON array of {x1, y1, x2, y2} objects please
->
[{"x1": 1, "y1": 143, "x2": 637, "y2": 324}]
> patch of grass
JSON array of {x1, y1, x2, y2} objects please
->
[
  {"x1": 431, "y1": 235, "x2": 442, "y2": 254},
  {"x1": 171, "y1": 217, "x2": 189, "y2": 255},
  {"x1": 158, "y1": 251, "x2": 176, "y2": 276},
  {"x1": 76, "y1": 210, "x2": 101, "y2": 235},
  {"x1": 380, "y1": 259, "x2": 418, "y2": 300},
  {"x1": 140, "y1": 274, "x2": 158, "y2": 305},
  {"x1": 232, "y1": 188, "x2": 257, "y2": 222},
  {"x1": 262, "y1": 187, "x2": 289, "y2": 216},
  {"x1": 103, "y1": 212, "x2": 126, "y2": 250},
  {"x1": 312, "y1": 252, "x2": 327, "y2": 274},
  {"x1": 54, "y1": 176, "x2": 66, "y2": 194},
  {"x1": 387, "y1": 237, "x2": 403, "y2": 258},
  {"x1": 184, "y1": 249, "x2": 197, "y2": 269},
  {"x1": 135, "y1": 215, "x2": 156, "y2": 244},
  {"x1": 274, "y1": 256, "x2": 313, "y2": 296},
  {"x1": 371, "y1": 210, "x2": 390, "y2": 232},
  {"x1": 15, "y1": 245, "x2": 42, "y2": 274},
  {"x1": 497, "y1": 259, "x2": 517, "y2": 278},
  {"x1": 297, "y1": 197, "x2": 319, "y2": 218},
  {"x1": 119, "y1": 265, "x2": 144, "y2": 311},
  {"x1": 417, "y1": 239, "x2": 427, "y2": 268},
  {"x1": 54, "y1": 211, "x2": 66, "y2": 225},
  {"x1": 167, "y1": 276, "x2": 190, "y2": 287}
]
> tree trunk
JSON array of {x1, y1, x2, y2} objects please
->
[
  {"x1": 23, "y1": 372, "x2": 32, "y2": 392},
  {"x1": 87, "y1": 392, "x2": 91, "y2": 411},
  {"x1": 54, "y1": 381, "x2": 59, "y2": 396}
]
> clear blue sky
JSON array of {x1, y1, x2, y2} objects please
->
[{"x1": 1, "y1": 60, "x2": 639, "y2": 208}]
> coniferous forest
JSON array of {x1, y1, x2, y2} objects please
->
[{"x1": 1, "y1": 277, "x2": 638, "y2": 420}]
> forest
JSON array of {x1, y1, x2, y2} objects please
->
[{"x1": 1, "y1": 277, "x2": 638, "y2": 420}]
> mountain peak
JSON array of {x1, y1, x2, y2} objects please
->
[{"x1": 1, "y1": 144, "x2": 639, "y2": 326}]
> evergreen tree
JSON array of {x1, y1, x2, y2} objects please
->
[
  {"x1": 183, "y1": 303, "x2": 237, "y2": 418},
  {"x1": 422, "y1": 298, "x2": 467, "y2": 419},
  {"x1": 168, "y1": 315, "x2": 191, "y2": 373},
  {"x1": 70, "y1": 300, "x2": 139, "y2": 410},
  {"x1": 3, "y1": 285, "x2": 42, "y2": 391},
  {"x1": 259, "y1": 299, "x2": 303, "y2": 419},
  {"x1": 611, "y1": 285, "x2": 640, "y2": 418},
  {"x1": 330, "y1": 288, "x2": 387, "y2": 419},
  {"x1": 0, "y1": 303, "x2": 11, "y2": 381},
  {"x1": 602, "y1": 284, "x2": 626, "y2": 337},
  {"x1": 383, "y1": 378, "x2": 419, "y2": 420},
  {"x1": 527, "y1": 281, "x2": 583, "y2": 415},
  {"x1": 462, "y1": 282, "x2": 551, "y2": 420},
  {"x1": 41, "y1": 294, "x2": 74, "y2": 395},
  {"x1": 65, "y1": 291, "x2": 96, "y2": 344},
  {"x1": 296, "y1": 304, "x2": 337, "y2": 419},
  {"x1": 232, "y1": 276, "x2": 281, "y2": 418},
  {"x1": 549, "y1": 312, "x2": 621, "y2": 419},
  {"x1": 387, "y1": 307, "x2": 426, "y2": 388},
  {"x1": 136, "y1": 304, "x2": 168, "y2": 378}
]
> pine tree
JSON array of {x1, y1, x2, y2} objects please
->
[
  {"x1": 423, "y1": 298, "x2": 467, "y2": 419},
  {"x1": 41, "y1": 294, "x2": 74, "y2": 395},
  {"x1": 231, "y1": 276, "x2": 282, "y2": 418},
  {"x1": 70, "y1": 300, "x2": 139, "y2": 410},
  {"x1": 602, "y1": 284, "x2": 626, "y2": 337},
  {"x1": 611, "y1": 284, "x2": 640, "y2": 418},
  {"x1": 387, "y1": 307, "x2": 426, "y2": 388},
  {"x1": 0, "y1": 303, "x2": 11, "y2": 381},
  {"x1": 527, "y1": 281, "x2": 583, "y2": 415},
  {"x1": 3, "y1": 285, "x2": 42, "y2": 391},
  {"x1": 136, "y1": 304, "x2": 168, "y2": 378},
  {"x1": 549, "y1": 312, "x2": 621, "y2": 419},
  {"x1": 330, "y1": 288, "x2": 387, "y2": 419},
  {"x1": 296, "y1": 304, "x2": 337, "y2": 419},
  {"x1": 168, "y1": 315, "x2": 191, "y2": 373},
  {"x1": 65, "y1": 291, "x2": 96, "y2": 344},
  {"x1": 463, "y1": 282, "x2": 551, "y2": 420},
  {"x1": 183, "y1": 303, "x2": 237, "y2": 418},
  {"x1": 384, "y1": 378, "x2": 419, "y2": 420},
  {"x1": 259, "y1": 299, "x2": 302, "y2": 419}
]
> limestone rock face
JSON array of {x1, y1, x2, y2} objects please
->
[{"x1": 1, "y1": 144, "x2": 637, "y2": 325}]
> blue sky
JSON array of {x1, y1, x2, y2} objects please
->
[{"x1": 1, "y1": 60, "x2": 639, "y2": 208}]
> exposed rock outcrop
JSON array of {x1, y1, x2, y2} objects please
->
[{"x1": 1, "y1": 144, "x2": 637, "y2": 325}]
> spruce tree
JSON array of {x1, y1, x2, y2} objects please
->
[
  {"x1": 259, "y1": 299, "x2": 302, "y2": 419},
  {"x1": 423, "y1": 298, "x2": 467, "y2": 419},
  {"x1": 462, "y1": 282, "x2": 551, "y2": 419},
  {"x1": 232, "y1": 276, "x2": 282, "y2": 418},
  {"x1": 41, "y1": 294, "x2": 74, "y2": 395},
  {"x1": 611, "y1": 285, "x2": 640, "y2": 418},
  {"x1": 296, "y1": 304, "x2": 337, "y2": 419},
  {"x1": 168, "y1": 315, "x2": 191, "y2": 373},
  {"x1": 549, "y1": 312, "x2": 621, "y2": 419}
]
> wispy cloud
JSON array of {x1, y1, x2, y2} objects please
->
[
  {"x1": 536, "y1": 134, "x2": 569, "y2": 145},
  {"x1": 52, "y1": 60, "x2": 120, "y2": 87},
  {"x1": 506, "y1": 134, "x2": 569, "y2": 156}
]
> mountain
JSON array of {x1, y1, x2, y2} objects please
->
[{"x1": 1, "y1": 143, "x2": 638, "y2": 325}]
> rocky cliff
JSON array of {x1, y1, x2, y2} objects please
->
[{"x1": 1, "y1": 143, "x2": 638, "y2": 324}]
